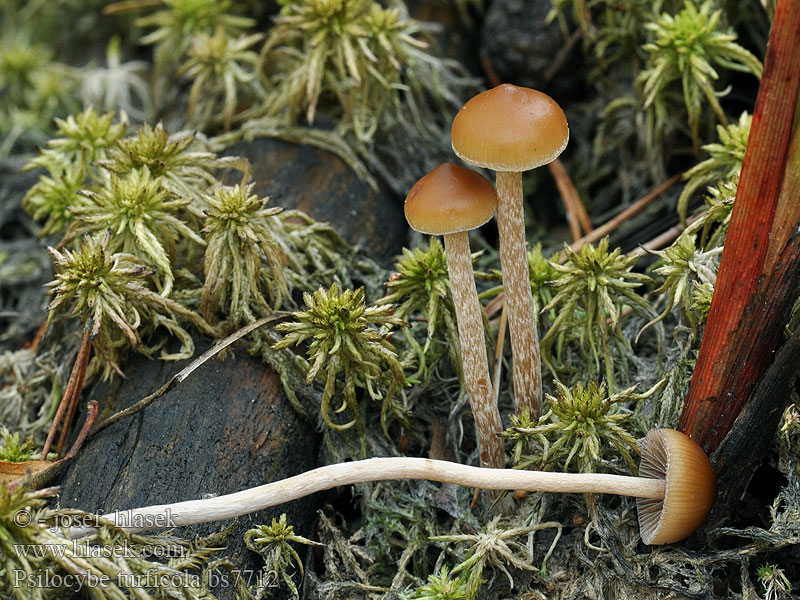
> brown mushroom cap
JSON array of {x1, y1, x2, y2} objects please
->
[
  {"x1": 636, "y1": 429, "x2": 717, "y2": 545},
  {"x1": 451, "y1": 84, "x2": 569, "y2": 172},
  {"x1": 404, "y1": 163, "x2": 498, "y2": 235}
]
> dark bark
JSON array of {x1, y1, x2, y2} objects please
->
[{"x1": 57, "y1": 339, "x2": 322, "y2": 599}]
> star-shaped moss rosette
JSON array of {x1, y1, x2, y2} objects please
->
[
  {"x1": 430, "y1": 517, "x2": 560, "y2": 600},
  {"x1": 244, "y1": 514, "x2": 322, "y2": 600},
  {"x1": 23, "y1": 108, "x2": 127, "y2": 177},
  {"x1": 201, "y1": 182, "x2": 288, "y2": 324},
  {"x1": 503, "y1": 379, "x2": 660, "y2": 475},
  {"x1": 641, "y1": 233, "x2": 721, "y2": 340},
  {"x1": 677, "y1": 112, "x2": 750, "y2": 223},
  {"x1": 258, "y1": 0, "x2": 465, "y2": 144},
  {"x1": 133, "y1": 0, "x2": 255, "y2": 81},
  {"x1": 638, "y1": 0, "x2": 762, "y2": 152},
  {"x1": 179, "y1": 26, "x2": 264, "y2": 130},
  {"x1": 70, "y1": 166, "x2": 204, "y2": 297},
  {"x1": 22, "y1": 162, "x2": 85, "y2": 237},
  {"x1": 377, "y1": 239, "x2": 460, "y2": 382},
  {"x1": 79, "y1": 37, "x2": 152, "y2": 122},
  {"x1": 273, "y1": 284, "x2": 405, "y2": 440},
  {"x1": 47, "y1": 232, "x2": 216, "y2": 378},
  {"x1": 0, "y1": 428, "x2": 37, "y2": 463},
  {"x1": 409, "y1": 565, "x2": 467, "y2": 600},
  {"x1": 684, "y1": 175, "x2": 737, "y2": 251},
  {"x1": 97, "y1": 122, "x2": 249, "y2": 212},
  {"x1": 540, "y1": 237, "x2": 656, "y2": 390}
]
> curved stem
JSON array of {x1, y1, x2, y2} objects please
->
[
  {"x1": 495, "y1": 170, "x2": 542, "y2": 418},
  {"x1": 443, "y1": 231, "x2": 504, "y2": 470},
  {"x1": 69, "y1": 458, "x2": 665, "y2": 538}
]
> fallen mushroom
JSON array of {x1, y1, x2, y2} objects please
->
[
  {"x1": 68, "y1": 428, "x2": 715, "y2": 546},
  {"x1": 451, "y1": 83, "x2": 569, "y2": 420},
  {"x1": 404, "y1": 163, "x2": 504, "y2": 470}
]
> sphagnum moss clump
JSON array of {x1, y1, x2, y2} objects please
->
[
  {"x1": 244, "y1": 513, "x2": 322, "y2": 600},
  {"x1": 98, "y1": 122, "x2": 249, "y2": 211},
  {"x1": 258, "y1": 0, "x2": 468, "y2": 145},
  {"x1": 638, "y1": 0, "x2": 762, "y2": 152},
  {"x1": 201, "y1": 182, "x2": 288, "y2": 323},
  {"x1": 406, "y1": 564, "x2": 467, "y2": 600},
  {"x1": 22, "y1": 163, "x2": 85, "y2": 237},
  {"x1": 47, "y1": 231, "x2": 216, "y2": 378},
  {"x1": 377, "y1": 239, "x2": 460, "y2": 382},
  {"x1": 0, "y1": 427, "x2": 37, "y2": 462},
  {"x1": 503, "y1": 379, "x2": 659, "y2": 475},
  {"x1": 641, "y1": 233, "x2": 721, "y2": 340},
  {"x1": 71, "y1": 166, "x2": 205, "y2": 296},
  {"x1": 430, "y1": 517, "x2": 559, "y2": 600},
  {"x1": 180, "y1": 27, "x2": 264, "y2": 130},
  {"x1": 540, "y1": 237, "x2": 656, "y2": 390},
  {"x1": 134, "y1": 0, "x2": 255, "y2": 80},
  {"x1": 677, "y1": 111, "x2": 751, "y2": 223},
  {"x1": 23, "y1": 107, "x2": 128, "y2": 176},
  {"x1": 274, "y1": 284, "x2": 406, "y2": 439}
]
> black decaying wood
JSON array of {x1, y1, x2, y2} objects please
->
[
  {"x1": 701, "y1": 229, "x2": 800, "y2": 532},
  {"x1": 57, "y1": 340, "x2": 322, "y2": 600}
]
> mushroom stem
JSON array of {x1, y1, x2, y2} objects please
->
[
  {"x1": 495, "y1": 170, "x2": 543, "y2": 418},
  {"x1": 69, "y1": 458, "x2": 665, "y2": 538},
  {"x1": 442, "y1": 230, "x2": 505, "y2": 470}
]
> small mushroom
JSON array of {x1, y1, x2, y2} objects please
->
[
  {"x1": 636, "y1": 428, "x2": 717, "y2": 544},
  {"x1": 72, "y1": 429, "x2": 715, "y2": 546},
  {"x1": 451, "y1": 83, "x2": 569, "y2": 419},
  {"x1": 404, "y1": 163, "x2": 504, "y2": 470}
]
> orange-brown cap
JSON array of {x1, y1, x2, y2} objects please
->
[
  {"x1": 451, "y1": 84, "x2": 569, "y2": 172},
  {"x1": 404, "y1": 163, "x2": 498, "y2": 235},
  {"x1": 636, "y1": 429, "x2": 717, "y2": 545}
]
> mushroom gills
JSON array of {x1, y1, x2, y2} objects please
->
[{"x1": 636, "y1": 429, "x2": 717, "y2": 545}]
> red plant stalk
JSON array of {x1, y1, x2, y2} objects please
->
[{"x1": 678, "y1": 0, "x2": 800, "y2": 453}]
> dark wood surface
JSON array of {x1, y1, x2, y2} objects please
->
[{"x1": 57, "y1": 339, "x2": 322, "y2": 599}]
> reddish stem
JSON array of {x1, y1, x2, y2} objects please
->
[{"x1": 678, "y1": 0, "x2": 800, "y2": 452}]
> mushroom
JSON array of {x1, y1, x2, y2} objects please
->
[
  {"x1": 636, "y1": 428, "x2": 717, "y2": 544},
  {"x1": 451, "y1": 83, "x2": 569, "y2": 419},
  {"x1": 69, "y1": 429, "x2": 715, "y2": 546},
  {"x1": 404, "y1": 163, "x2": 505, "y2": 470}
]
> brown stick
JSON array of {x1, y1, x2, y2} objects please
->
[
  {"x1": 56, "y1": 334, "x2": 92, "y2": 457},
  {"x1": 41, "y1": 328, "x2": 91, "y2": 460},
  {"x1": 548, "y1": 159, "x2": 591, "y2": 240},
  {"x1": 64, "y1": 401, "x2": 99, "y2": 460},
  {"x1": 679, "y1": 0, "x2": 800, "y2": 452},
  {"x1": 571, "y1": 174, "x2": 682, "y2": 252}
]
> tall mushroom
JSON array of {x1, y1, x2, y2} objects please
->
[
  {"x1": 404, "y1": 163, "x2": 504, "y2": 470},
  {"x1": 70, "y1": 429, "x2": 716, "y2": 546},
  {"x1": 451, "y1": 83, "x2": 569, "y2": 419}
]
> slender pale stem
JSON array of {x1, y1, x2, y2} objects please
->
[
  {"x1": 443, "y1": 231, "x2": 504, "y2": 470},
  {"x1": 68, "y1": 458, "x2": 665, "y2": 538},
  {"x1": 495, "y1": 170, "x2": 542, "y2": 418}
]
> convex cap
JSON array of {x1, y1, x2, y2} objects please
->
[
  {"x1": 404, "y1": 163, "x2": 498, "y2": 236},
  {"x1": 451, "y1": 84, "x2": 569, "y2": 172},
  {"x1": 636, "y1": 429, "x2": 717, "y2": 545}
]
